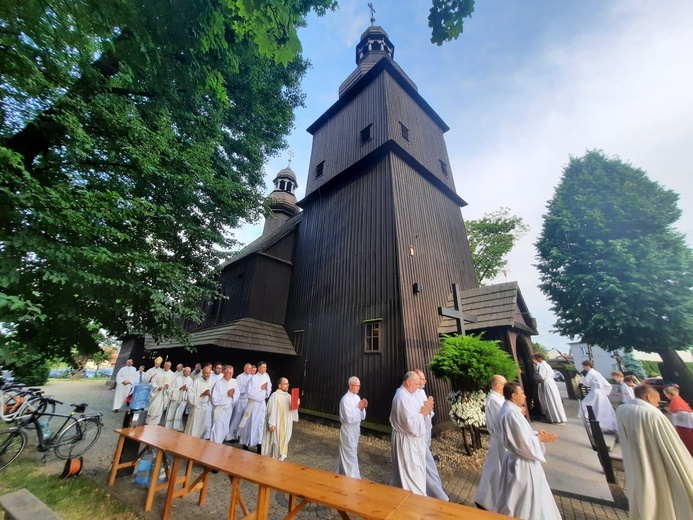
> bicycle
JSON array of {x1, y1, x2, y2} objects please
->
[{"x1": 0, "y1": 397, "x2": 102, "y2": 471}]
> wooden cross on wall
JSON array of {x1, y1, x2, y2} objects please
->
[{"x1": 438, "y1": 283, "x2": 477, "y2": 335}]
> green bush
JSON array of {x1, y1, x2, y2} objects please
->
[
  {"x1": 12, "y1": 361, "x2": 50, "y2": 386},
  {"x1": 429, "y1": 334, "x2": 519, "y2": 393},
  {"x1": 639, "y1": 360, "x2": 661, "y2": 377}
]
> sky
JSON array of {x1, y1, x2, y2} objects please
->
[{"x1": 234, "y1": 0, "x2": 693, "y2": 353}]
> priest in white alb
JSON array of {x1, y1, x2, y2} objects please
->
[
  {"x1": 578, "y1": 360, "x2": 617, "y2": 433},
  {"x1": 112, "y1": 359, "x2": 137, "y2": 412},
  {"x1": 239, "y1": 361, "x2": 272, "y2": 452},
  {"x1": 390, "y1": 371, "x2": 432, "y2": 496},
  {"x1": 474, "y1": 374, "x2": 507, "y2": 511},
  {"x1": 210, "y1": 365, "x2": 238, "y2": 443},
  {"x1": 495, "y1": 382, "x2": 561, "y2": 520},
  {"x1": 165, "y1": 366, "x2": 192, "y2": 431},
  {"x1": 262, "y1": 378, "x2": 298, "y2": 460},
  {"x1": 413, "y1": 369, "x2": 448, "y2": 501},
  {"x1": 532, "y1": 353, "x2": 567, "y2": 424},
  {"x1": 144, "y1": 357, "x2": 163, "y2": 384},
  {"x1": 146, "y1": 360, "x2": 175, "y2": 425},
  {"x1": 336, "y1": 376, "x2": 368, "y2": 478},
  {"x1": 617, "y1": 384, "x2": 693, "y2": 520},
  {"x1": 185, "y1": 364, "x2": 214, "y2": 438},
  {"x1": 227, "y1": 363, "x2": 253, "y2": 442}
]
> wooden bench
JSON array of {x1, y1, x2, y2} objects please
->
[
  {"x1": 386, "y1": 492, "x2": 509, "y2": 519},
  {"x1": 0, "y1": 489, "x2": 61, "y2": 520},
  {"x1": 109, "y1": 425, "x2": 510, "y2": 520}
]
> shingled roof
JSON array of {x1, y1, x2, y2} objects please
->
[
  {"x1": 439, "y1": 281, "x2": 538, "y2": 335},
  {"x1": 144, "y1": 317, "x2": 298, "y2": 356}
]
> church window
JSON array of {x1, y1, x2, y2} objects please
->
[
  {"x1": 293, "y1": 330, "x2": 304, "y2": 355},
  {"x1": 360, "y1": 124, "x2": 373, "y2": 146},
  {"x1": 363, "y1": 320, "x2": 381, "y2": 352},
  {"x1": 399, "y1": 122, "x2": 409, "y2": 142},
  {"x1": 315, "y1": 161, "x2": 324, "y2": 178},
  {"x1": 439, "y1": 160, "x2": 448, "y2": 176}
]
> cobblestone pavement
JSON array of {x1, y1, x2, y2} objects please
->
[{"x1": 22, "y1": 380, "x2": 628, "y2": 519}]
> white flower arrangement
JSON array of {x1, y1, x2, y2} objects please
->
[{"x1": 446, "y1": 389, "x2": 487, "y2": 428}]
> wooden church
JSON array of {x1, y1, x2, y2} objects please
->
[{"x1": 131, "y1": 24, "x2": 540, "y2": 424}]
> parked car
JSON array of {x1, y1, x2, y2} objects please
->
[{"x1": 553, "y1": 371, "x2": 565, "y2": 382}]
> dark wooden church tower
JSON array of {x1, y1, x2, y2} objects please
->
[
  {"x1": 134, "y1": 23, "x2": 538, "y2": 426},
  {"x1": 281, "y1": 25, "x2": 478, "y2": 423}
]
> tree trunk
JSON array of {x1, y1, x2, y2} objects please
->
[{"x1": 658, "y1": 348, "x2": 693, "y2": 403}]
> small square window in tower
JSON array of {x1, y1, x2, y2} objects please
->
[
  {"x1": 439, "y1": 160, "x2": 448, "y2": 176},
  {"x1": 399, "y1": 122, "x2": 409, "y2": 142},
  {"x1": 360, "y1": 124, "x2": 373, "y2": 146},
  {"x1": 363, "y1": 320, "x2": 381, "y2": 352},
  {"x1": 315, "y1": 161, "x2": 324, "y2": 178}
]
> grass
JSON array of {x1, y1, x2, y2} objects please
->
[{"x1": 0, "y1": 460, "x2": 139, "y2": 520}]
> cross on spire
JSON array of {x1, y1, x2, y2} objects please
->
[
  {"x1": 368, "y1": 3, "x2": 376, "y2": 26},
  {"x1": 287, "y1": 149, "x2": 294, "y2": 166}
]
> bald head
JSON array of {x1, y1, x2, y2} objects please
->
[
  {"x1": 634, "y1": 384, "x2": 660, "y2": 407},
  {"x1": 490, "y1": 375, "x2": 507, "y2": 392}
]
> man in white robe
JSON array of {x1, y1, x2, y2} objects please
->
[
  {"x1": 165, "y1": 366, "x2": 192, "y2": 431},
  {"x1": 204, "y1": 362, "x2": 224, "y2": 439},
  {"x1": 190, "y1": 363, "x2": 202, "y2": 380},
  {"x1": 146, "y1": 361, "x2": 175, "y2": 425},
  {"x1": 474, "y1": 374, "x2": 507, "y2": 511},
  {"x1": 578, "y1": 360, "x2": 618, "y2": 433},
  {"x1": 390, "y1": 371, "x2": 432, "y2": 496},
  {"x1": 210, "y1": 365, "x2": 238, "y2": 443},
  {"x1": 112, "y1": 359, "x2": 137, "y2": 412},
  {"x1": 262, "y1": 378, "x2": 298, "y2": 460},
  {"x1": 495, "y1": 381, "x2": 561, "y2": 520},
  {"x1": 239, "y1": 361, "x2": 272, "y2": 452},
  {"x1": 144, "y1": 357, "x2": 163, "y2": 384},
  {"x1": 185, "y1": 365, "x2": 214, "y2": 438},
  {"x1": 227, "y1": 363, "x2": 253, "y2": 442},
  {"x1": 532, "y1": 353, "x2": 567, "y2": 424},
  {"x1": 414, "y1": 369, "x2": 448, "y2": 501},
  {"x1": 617, "y1": 384, "x2": 693, "y2": 520},
  {"x1": 336, "y1": 376, "x2": 368, "y2": 478}
]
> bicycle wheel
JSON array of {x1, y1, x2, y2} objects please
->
[
  {"x1": 0, "y1": 428, "x2": 28, "y2": 471},
  {"x1": 54, "y1": 418, "x2": 101, "y2": 459}
]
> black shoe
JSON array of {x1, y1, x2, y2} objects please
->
[
  {"x1": 113, "y1": 410, "x2": 118, "y2": 413},
  {"x1": 211, "y1": 469, "x2": 218, "y2": 474},
  {"x1": 243, "y1": 445, "x2": 249, "y2": 451}
]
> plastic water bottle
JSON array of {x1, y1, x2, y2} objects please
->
[
  {"x1": 134, "y1": 451, "x2": 153, "y2": 486},
  {"x1": 40, "y1": 419, "x2": 51, "y2": 441}
]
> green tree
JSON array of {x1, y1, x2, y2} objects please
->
[
  {"x1": 466, "y1": 207, "x2": 529, "y2": 284},
  {"x1": 0, "y1": 1, "x2": 336, "y2": 366},
  {"x1": 536, "y1": 150, "x2": 693, "y2": 400},
  {"x1": 532, "y1": 342, "x2": 549, "y2": 356},
  {"x1": 619, "y1": 351, "x2": 647, "y2": 381},
  {"x1": 429, "y1": 0, "x2": 476, "y2": 45}
]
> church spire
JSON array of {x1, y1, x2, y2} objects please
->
[{"x1": 262, "y1": 161, "x2": 300, "y2": 237}]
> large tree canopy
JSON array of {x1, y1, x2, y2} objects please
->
[
  {"x1": 535, "y1": 150, "x2": 693, "y2": 398},
  {"x1": 466, "y1": 207, "x2": 528, "y2": 284},
  {"x1": 0, "y1": 0, "x2": 336, "y2": 365}
]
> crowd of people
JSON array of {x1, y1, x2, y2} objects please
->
[
  {"x1": 112, "y1": 357, "x2": 298, "y2": 459},
  {"x1": 113, "y1": 356, "x2": 693, "y2": 520}
]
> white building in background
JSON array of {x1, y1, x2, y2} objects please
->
[{"x1": 569, "y1": 341, "x2": 693, "y2": 377}]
